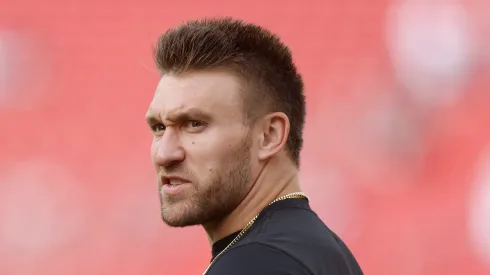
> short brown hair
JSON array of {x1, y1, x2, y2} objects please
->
[{"x1": 154, "y1": 17, "x2": 306, "y2": 167}]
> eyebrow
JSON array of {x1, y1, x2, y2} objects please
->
[
  {"x1": 145, "y1": 107, "x2": 211, "y2": 126},
  {"x1": 145, "y1": 113, "x2": 159, "y2": 127}
]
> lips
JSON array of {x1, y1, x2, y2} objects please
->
[
  {"x1": 161, "y1": 176, "x2": 191, "y2": 186},
  {"x1": 168, "y1": 179, "x2": 185, "y2": 186},
  {"x1": 160, "y1": 176, "x2": 191, "y2": 196}
]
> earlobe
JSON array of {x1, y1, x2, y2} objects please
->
[{"x1": 257, "y1": 112, "x2": 290, "y2": 161}]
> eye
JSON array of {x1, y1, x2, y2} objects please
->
[
  {"x1": 184, "y1": 120, "x2": 206, "y2": 131},
  {"x1": 151, "y1": 123, "x2": 166, "y2": 132},
  {"x1": 189, "y1": 120, "x2": 203, "y2": 127}
]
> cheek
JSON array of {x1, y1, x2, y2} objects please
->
[
  {"x1": 189, "y1": 158, "x2": 220, "y2": 184},
  {"x1": 185, "y1": 129, "x2": 247, "y2": 169}
]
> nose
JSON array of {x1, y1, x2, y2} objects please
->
[{"x1": 152, "y1": 129, "x2": 185, "y2": 168}]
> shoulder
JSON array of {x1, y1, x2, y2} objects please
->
[{"x1": 207, "y1": 242, "x2": 312, "y2": 275}]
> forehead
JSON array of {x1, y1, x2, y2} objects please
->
[{"x1": 147, "y1": 71, "x2": 244, "y2": 118}]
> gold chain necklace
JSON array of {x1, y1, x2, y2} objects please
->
[{"x1": 202, "y1": 192, "x2": 309, "y2": 275}]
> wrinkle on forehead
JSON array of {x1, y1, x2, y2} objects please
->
[{"x1": 148, "y1": 71, "x2": 246, "y2": 121}]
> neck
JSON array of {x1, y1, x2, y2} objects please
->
[{"x1": 203, "y1": 156, "x2": 302, "y2": 245}]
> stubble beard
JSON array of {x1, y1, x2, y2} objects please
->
[{"x1": 159, "y1": 135, "x2": 252, "y2": 227}]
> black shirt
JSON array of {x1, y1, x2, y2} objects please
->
[{"x1": 206, "y1": 198, "x2": 363, "y2": 275}]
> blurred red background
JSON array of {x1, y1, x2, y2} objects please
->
[{"x1": 1, "y1": 0, "x2": 490, "y2": 274}]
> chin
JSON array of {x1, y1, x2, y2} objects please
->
[
  {"x1": 160, "y1": 205, "x2": 203, "y2": 227},
  {"x1": 161, "y1": 211, "x2": 199, "y2": 227},
  {"x1": 161, "y1": 217, "x2": 198, "y2": 228}
]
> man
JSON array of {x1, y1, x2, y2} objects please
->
[{"x1": 145, "y1": 17, "x2": 363, "y2": 275}]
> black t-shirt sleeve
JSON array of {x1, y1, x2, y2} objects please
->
[{"x1": 207, "y1": 243, "x2": 311, "y2": 275}]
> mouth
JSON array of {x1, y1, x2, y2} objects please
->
[
  {"x1": 161, "y1": 176, "x2": 191, "y2": 186},
  {"x1": 160, "y1": 176, "x2": 191, "y2": 195}
]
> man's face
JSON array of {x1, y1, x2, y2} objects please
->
[{"x1": 146, "y1": 71, "x2": 255, "y2": 227}]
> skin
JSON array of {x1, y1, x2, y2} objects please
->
[{"x1": 146, "y1": 70, "x2": 303, "y2": 244}]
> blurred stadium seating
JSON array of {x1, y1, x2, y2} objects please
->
[{"x1": 1, "y1": 0, "x2": 489, "y2": 274}]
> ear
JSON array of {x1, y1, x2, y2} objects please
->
[{"x1": 257, "y1": 112, "x2": 290, "y2": 161}]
